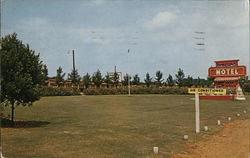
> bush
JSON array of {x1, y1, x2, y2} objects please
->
[
  {"x1": 82, "y1": 87, "x2": 188, "y2": 95},
  {"x1": 39, "y1": 87, "x2": 80, "y2": 96}
]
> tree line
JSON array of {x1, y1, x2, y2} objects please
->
[{"x1": 50, "y1": 66, "x2": 214, "y2": 88}]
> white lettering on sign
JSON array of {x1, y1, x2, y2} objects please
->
[
  {"x1": 216, "y1": 69, "x2": 220, "y2": 75},
  {"x1": 235, "y1": 69, "x2": 238, "y2": 74},
  {"x1": 214, "y1": 68, "x2": 239, "y2": 76},
  {"x1": 221, "y1": 69, "x2": 226, "y2": 75}
]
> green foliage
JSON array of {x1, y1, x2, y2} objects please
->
[
  {"x1": 55, "y1": 66, "x2": 65, "y2": 86},
  {"x1": 0, "y1": 33, "x2": 45, "y2": 122},
  {"x1": 122, "y1": 73, "x2": 131, "y2": 86},
  {"x1": 183, "y1": 75, "x2": 193, "y2": 87},
  {"x1": 166, "y1": 74, "x2": 175, "y2": 87},
  {"x1": 82, "y1": 73, "x2": 91, "y2": 88},
  {"x1": 206, "y1": 77, "x2": 214, "y2": 87},
  {"x1": 103, "y1": 73, "x2": 112, "y2": 88},
  {"x1": 175, "y1": 68, "x2": 185, "y2": 88},
  {"x1": 112, "y1": 71, "x2": 119, "y2": 88},
  {"x1": 132, "y1": 74, "x2": 140, "y2": 85},
  {"x1": 193, "y1": 77, "x2": 207, "y2": 88},
  {"x1": 92, "y1": 69, "x2": 103, "y2": 88},
  {"x1": 39, "y1": 87, "x2": 80, "y2": 96},
  {"x1": 83, "y1": 88, "x2": 128, "y2": 95},
  {"x1": 144, "y1": 73, "x2": 152, "y2": 88},
  {"x1": 68, "y1": 69, "x2": 81, "y2": 85},
  {"x1": 155, "y1": 70, "x2": 164, "y2": 87},
  {"x1": 41, "y1": 65, "x2": 48, "y2": 84},
  {"x1": 83, "y1": 87, "x2": 188, "y2": 95}
]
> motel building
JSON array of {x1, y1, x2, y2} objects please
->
[{"x1": 205, "y1": 59, "x2": 247, "y2": 100}]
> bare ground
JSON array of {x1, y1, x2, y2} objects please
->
[{"x1": 171, "y1": 119, "x2": 250, "y2": 158}]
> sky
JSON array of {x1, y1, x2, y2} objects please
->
[{"x1": 1, "y1": 0, "x2": 249, "y2": 79}]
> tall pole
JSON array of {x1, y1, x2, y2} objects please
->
[
  {"x1": 72, "y1": 50, "x2": 76, "y2": 85},
  {"x1": 128, "y1": 49, "x2": 131, "y2": 96},
  {"x1": 128, "y1": 75, "x2": 131, "y2": 96}
]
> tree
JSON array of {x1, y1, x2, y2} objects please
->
[
  {"x1": 41, "y1": 65, "x2": 48, "y2": 85},
  {"x1": 183, "y1": 75, "x2": 193, "y2": 88},
  {"x1": 144, "y1": 73, "x2": 152, "y2": 87},
  {"x1": 175, "y1": 68, "x2": 185, "y2": 88},
  {"x1": 68, "y1": 69, "x2": 81, "y2": 86},
  {"x1": 166, "y1": 74, "x2": 175, "y2": 87},
  {"x1": 55, "y1": 66, "x2": 65, "y2": 86},
  {"x1": 155, "y1": 70, "x2": 164, "y2": 87},
  {"x1": 0, "y1": 33, "x2": 45, "y2": 124},
  {"x1": 132, "y1": 74, "x2": 140, "y2": 85},
  {"x1": 194, "y1": 77, "x2": 201, "y2": 88},
  {"x1": 112, "y1": 71, "x2": 119, "y2": 88},
  {"x1": 92, "y1": 69, "x2": 103, "y2": 88},
  {"x1": 104, "y1": 73, "x2": 112, "y2": 88},
  {"x1": 82, "y1": 73, "x2": 91, "y2": 89},
  {"x1": 122, "y1": 73, "x2": 131, "y2": 86},
  {"x1": 206, "y1": 77, "x2": 214, "y2": 87}
]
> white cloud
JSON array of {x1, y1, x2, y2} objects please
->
[
  {"x1": 91, "y1": 0, "x2": 105, "y2": 5},
  {"x1": 144, "y1": 11, "x2": 176, "y2": 29},
  {"x1": 18, "y1": 17, "x2": 49, "y2": 30}
]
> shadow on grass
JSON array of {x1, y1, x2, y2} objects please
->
[{"x1": 1, "y1": 118, "x2": 50, "y2": 128}]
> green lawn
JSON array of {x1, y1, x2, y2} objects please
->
[{"x1": 2, "y1": 95, "x2": 250, "y2": 158}]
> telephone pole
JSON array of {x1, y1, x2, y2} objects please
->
[
  {"x1": 72, "y1": 50, "x2": 76, "y2": 84},
  {"x1": 68, "y1": 50, "x2": 76, "y2": 86}
]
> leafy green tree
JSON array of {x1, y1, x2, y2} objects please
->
[
  {"x1": 122, "y1": 73, "x2": 131, "y2": 86},
  {"x1": 92, "y1": 69, "x2": 103, "y2": 88},
  {"x1": 166, "y1": 74, "x2": 175, "y2": 87},
  {"x1": 0, "y1": 33, "x2": 45, "y2": 124},
  {"x1": 41, "y1": 65, "x2": 48, "y2": 84},
  {"x1": 175, "y1": 68, "x2": 185, "y2": 88},
  {"x1": 155, "y1": 70, "x2": 164, "y2": 87},
  {"x1": 183, "y1": 75, "x2": 193, "y2": 88},
  {"x1": 55, "y1": 66, "x2": 65, "y2": 86},
  {"x1": 144, "y1": 73, "x2": 152, "y2": 87},
  {"x1": 206, "y1": 77, "x2": 214, "y2": 87},
  {"x1": 132, "y1": 74, "x2": 140, "y2": 85},
  {"x1": 239, "y1": 76, "x2": 248, "y2": 88},
  {"x1": 242, "y1": 77, "x2": 250, "y2": 93},
  {"x1": 112, "y1": 72, "x2": 119, "y2": 88},
  {"x1": 104, "y1": 73, "x2": 112, "y2": 88},
  {"x1": 194, "y1": 77, "x2": 201, "y2": 87},
  {"x1": 68, "y1": 69, "x2": 81, "y2": 86},
  {"x1": 82, "y1": 73, "x2": 91, "y2": 89}
]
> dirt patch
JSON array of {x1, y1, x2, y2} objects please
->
[{"x1": 171, "y1": 119, "x2": 250, "y2": 158}]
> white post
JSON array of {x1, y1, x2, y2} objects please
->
[
  {"x1": 128, "y1": 76, "x2": 131, "y2": 96},
  {"x1": 195, "y1": 93, "x2": 200, "y2": 133}
]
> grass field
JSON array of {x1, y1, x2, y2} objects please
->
[{"x1": 2, "y1": 95, "x2": 250, "y2": 158}]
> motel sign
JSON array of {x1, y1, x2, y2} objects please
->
[{"x1": 209, "y1": 66, "x2": 246, "y2": 77}]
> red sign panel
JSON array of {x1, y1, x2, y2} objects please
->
[{"x1": 208, "y1": 66, "x2": 246, "y2": 77}]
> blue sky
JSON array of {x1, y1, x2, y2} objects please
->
[{"x1": 2, "y1": 0, "x2": 249, "y2": 79}]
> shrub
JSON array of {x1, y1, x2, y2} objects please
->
[
  {"x1": 82, "y1": 87, "x2": 188, "y2": 95},
  {"x1": 39, "y1": 87, "x2": 80, "y2": 96}
]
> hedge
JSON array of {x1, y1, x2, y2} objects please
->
[
  {"x1": 83, "y1": 87, "x2": 188, "y2": 95},
  {"x1": 39, "y1": 87, "x2": 80, "y2": 96}
]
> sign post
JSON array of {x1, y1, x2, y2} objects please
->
[
  {"x1": 188, "y1": 88, "x2": 226, "y2": 134},
  {"x1": 195, "y1": 93, "x2": 200, "y2": 133}
]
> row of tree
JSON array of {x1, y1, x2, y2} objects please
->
[{"x1": 52, "y1": 66, "x2": 213, "y2": 88}]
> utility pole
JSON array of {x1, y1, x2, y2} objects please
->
[
  {"x1": 72, "y1": 50, "x2": 76, "y2": 85},
  {"x1": 128, "y1": 49, "x2": 131, "y2": 96}
]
